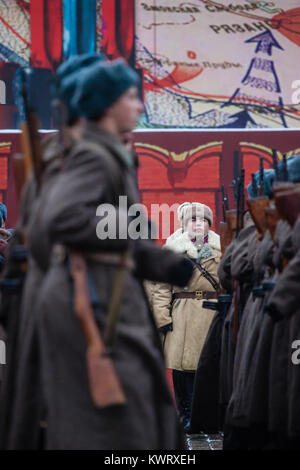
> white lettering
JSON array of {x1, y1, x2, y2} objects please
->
[
  {"x1": 292, "y1": 80, "x2": 300, "y2": 105},
  {"x1": 0, "y1": 80, "x2": 6, "y2": 105},
  {"x1": 0, "y1": 340, "x2": 5, "y2": 365},
  {"x1": 291, "y1": 340, "x2": 300, "y2": 365}
]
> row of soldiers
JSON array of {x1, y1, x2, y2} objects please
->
[
  {"x1": 190, "y1": 154, "x2": 300, "y2": 449},
  {"x1": 0, "y1": 54, "x2": 198, "y2": 449},
  {"x1": 1, "y1": 51, "x2": 299, "y2": 450}
]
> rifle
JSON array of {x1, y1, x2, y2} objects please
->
[
  {"x1": 219, "y1": 185, "x2": 230, "y2": 255},
  {"x1": 258, "y1": 156, "x2": 265, "y2": 196},
  {"x1": 251, "y1": 173, "x2": 258, "y2": 198},
  {"x1": 14, "y1": 67, "x2": 44, "y2": 195},
  {"x1": 69, "y1": 252, "x2": 126, "y2": 408},
  {"x1": 225, "y1": 209, "x2": 237, "y2": 240},
  {"x1": 247, "y1": 196, "x2": 270, "y2": 240},
  {"x1": 239, "y1": 168, "x2": 245, "y2": 232},
  {"x1": 271, "y1": 148, "x2": 279, "y2": 182},
  {"x1": 232, "y1": 165, "x2": 246, "y2": 346},
  {"x1": 232, "y1": 151, "x2": 241, "y2": 237},
  {"x1": 273, "y1": 181, "x2": 295, "y2": 196},
  {"x1": 264, "y1": 205, "x2": 280, "y2": 241},
  {"x1": 221, "y1": 184, "x2": 229, "y2": 221},
  {"x1": 282, "y1": 154, "x2": 289, "y2": 182},
  {"x1": 275, "y1": 187, "x2": 300, "y2": 228},
  {"x1": 13, "y1": 153, "x2": 26, "y2": 202}
]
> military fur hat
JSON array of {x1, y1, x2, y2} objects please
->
[
  {"x1": 247, "y1": 168, "x2": 275, "y2": 198},
  {"x1": 177, "y1": 202, "x2": 213, "y2": 227},
  {"x1": 0, "y1": 203, "x2": 7, "y2": 223},
  {"x1": 72, "y1": 58, "x2": 140, "y2": 120},
  {"x1": 54, "y1": 53, "x2": 105, "y2": 123},
  {"x1": 286, "y1": 155, "x2": 300, "y2": 183}
]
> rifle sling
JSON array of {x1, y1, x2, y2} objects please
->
[
  {"x1": 103, "y1": 250, "x2": 130, "y2": 348},
  {"x1": 69, "y1": 251, "x2": 126, "y2": 408},
  {"x1": 190, "y1": 259, "x2": 220, "y2": 293}
]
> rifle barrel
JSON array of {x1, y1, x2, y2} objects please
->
[
  {"x1": 272, "y1": 148, "x2": 279, "y2": 181},
  {"x1": 259, "y1": 156, "x2": 264, "y2": 196}
]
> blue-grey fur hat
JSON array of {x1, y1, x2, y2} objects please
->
[
  {"x1": 247, "y1": 168, "x2": 276, "y2": 198},
  {"x1": 285, "y1": 155, "x2": 300, "y2": 183},
  {"x1": 72, "y1": 58, "x2": 140, "y2": 120},
  {"x1": 54, "y1": 53, "x2": 105, "y2": 122},
  {"x1": 0, "y1": 203, "x2": 7, "y2": 223}
]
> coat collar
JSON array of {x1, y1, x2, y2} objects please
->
[
  {"x1": 165, "y1": 229, "x2": 221, "y2": 260},
  {"x1": 82, "y1": 120, "x2": 134, "y2": 168}
]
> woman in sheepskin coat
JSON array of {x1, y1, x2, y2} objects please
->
[{"x1": 152, "y1": 202, "x2": 221, "y2": 431}]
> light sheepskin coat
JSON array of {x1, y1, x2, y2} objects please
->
[{"x1": 152, "y1": 229, "x2": 221, "y2": 371}]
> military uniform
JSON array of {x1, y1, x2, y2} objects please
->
[{"x1": 33, "y1": 121, "x2": 191, "y2": 450}]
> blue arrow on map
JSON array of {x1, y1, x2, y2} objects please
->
[
  {"x1": 218, "y1": 110, "x2": 257, "y2": 128},
  {"x1": 245, "y1": 29, "x2": 284, "y2": 56}
]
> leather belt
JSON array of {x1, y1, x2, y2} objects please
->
[
  {"x1": 173, "y1": 291, "x2": 218, "y2": 301},
  {"x1": 52, "y1": 244, "x2": 135, "y2": 270},
  {"x1": 87, "y1": 251, "x2": 135, "y2": 270}
]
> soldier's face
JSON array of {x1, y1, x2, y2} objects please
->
[
  {"x1": 185, "y1": 217, "x2": 209, "y2": 239},
  {"x1": 109, "y1": 86, "x2": 144, "y2": 133}
]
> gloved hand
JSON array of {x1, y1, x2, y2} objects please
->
[{"x1": 158, "y1": 323, "x2": 173, "y2": 334}]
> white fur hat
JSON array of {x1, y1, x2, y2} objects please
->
[{"x1": 177, "y1": 202, "x2": 213, "y2": 227}]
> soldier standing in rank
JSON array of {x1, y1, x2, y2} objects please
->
[
  {"x1": 0, "y1": 53, "x2": 104, "y2": 450},
  {"x1": 31, "y1": 58, "x2": 194, "y2": 449},
  {"x1": 0, "y1": 202, "x2": 13, "y2": 392},
  {"x1": 152, "y1": 202, "x2": 221, "y2": 432}
]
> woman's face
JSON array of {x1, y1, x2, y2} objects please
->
[{"x1": 185, "y1": 216, "x2": 210, "y2": 239}]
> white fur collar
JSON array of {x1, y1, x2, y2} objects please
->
[{"x1": 165, "y1": 229, "x2": 221, "y2": 260}]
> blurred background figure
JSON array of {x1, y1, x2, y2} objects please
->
[{"x1": 0, "y1": 203, "x2": 14, "y2": 270}]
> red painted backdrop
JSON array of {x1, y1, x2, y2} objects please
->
[
  {"x1": 133, "y1": 129, "x2": 300, "y2": 243},
  {"x1": 0, "y1": 128, "x2": 300, "y2": 232}
]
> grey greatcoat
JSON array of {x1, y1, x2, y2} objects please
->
[
  {"x1": 33, "y1": 121, "x2": 189, "y2": 450},
  {"x1": 266, "y1": 216, "x2": 300, "y2": 442},
  {"x1": 227, "y1": 229, "x2": 273, "y2": 430},
  {"x1": 3, "y1": 133, "x2": 65, "y2": 449},
  {"x1": 0, "y1": 153, "x2": 42, "y2": 449},
  {"x1": 219, "y1": 221, "x2": 256, "y2": 411}
]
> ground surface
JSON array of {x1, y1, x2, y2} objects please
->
[{"x1": 186, "y1": 432, "x2": 223, "y2": 450}]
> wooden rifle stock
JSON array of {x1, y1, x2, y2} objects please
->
[
  {"x1": 247, "y1": 197, "x2": 269, "y2": 240},
  {"x1": 16, "y1": 68, "x2": 44, "y2": 197},
  {"x1": 13, "y1": 153, "x2": 26, "y2": 202},
  {"x1": 69, "y1": 252, "x2": 126, "y2": 408},
  {"x1": 219, "y1": 221, "x2": 231, "y2": 256},
  {"x1": 224, "y1": 210, "x2": 239, "y2": 345},
  {"x1": 264, "y1": 206, "x2": 280, "y2": 241},
  {"x1": 20, "y1": 112, "x2": 43, "y2": 191},
  {"x1": 275, "y1": 188, "x2": 300, "y2": 228},
  {"x1": 225, "y1": 210, "x2": 237, "y2": 235},
  {"x1": 219, "y1": 210, "x2": 237, "y2": 257},
  {"x1": 272, "y1": 182, "x2": 295, "y2": 197}
]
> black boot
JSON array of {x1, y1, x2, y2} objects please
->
[{"x1": 172, "y1": 370, "x2": 195, "y2": 433}]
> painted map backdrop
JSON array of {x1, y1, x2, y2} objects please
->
[
  {"x1": 0, "y1": 1, "x2": 300, "y2": 129},
  {"x1": 136, "y1": 0, "x2": 300, "y2": 128}
]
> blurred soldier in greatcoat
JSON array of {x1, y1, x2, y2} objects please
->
[{"x1": 31, "y1": 59, "x2": 193, "y2": 449}]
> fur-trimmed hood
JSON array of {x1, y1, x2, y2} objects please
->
[{"x1": 165, "y1": 229, "x2": 221, "y2": 260}]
